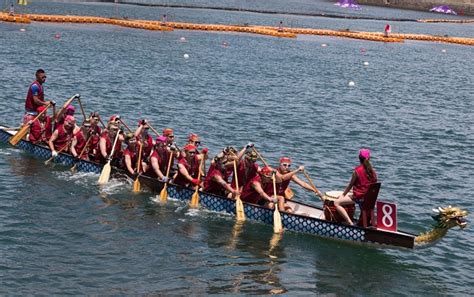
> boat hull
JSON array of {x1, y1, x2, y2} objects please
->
[{"x1": 0, "y1": 125, "x2": 416, "y2": 249}]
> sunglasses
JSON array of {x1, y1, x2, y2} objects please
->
[
  {"x1": 193, "y1": 141, "x2": 201, "y2": 146},
  {"x1": 281, "y1": 163, "x2": 291, "y2": 167},
  {"x1": 167, "y1": 135, "x2": 174, "y2": 138},
  {"x1": 188, "y1": 151, "x2": 197, "y2": 154}
]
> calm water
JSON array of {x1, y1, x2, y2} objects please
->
[{"x1": 1, "y1": 1, "x2": 473, "y2": 295}]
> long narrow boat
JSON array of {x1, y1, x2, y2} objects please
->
[{"x1": 0, "y1": 124, "x2": 467, "y2": 249}]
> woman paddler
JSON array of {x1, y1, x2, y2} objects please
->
[
  {"x1": 122, "y1": 132, "x2": 141, "y2": 176},
  {"x1": 96, "y1": 122, "x2": 123, "y2": 166},
  {"x1": 173, "y1": 144, "x2": 205, "y2": 188},
  {"x1": 70, "y1": 119, "x2": 92, "y2": 160},
  {"x1": 335, "y1": 148, "x2": 378, "y2": 225},
  {"x1": 48, "y1": 115, "x2": 76, "y2": 158},
  {"x1": 276, "y1": 157, "x2": 321, "y2": 198},
  {"x1": 28, "y1": 105, "x2": 53, "y2": 145},
  {"x1": 231, "y1": 143, "x2": 259, "y2": 191},
  {"x1": 134, "y1": 119, "x2": 154, "y2": 162},
  {"x1": 148, "y1": 136, "x2": 169, "y2": 181},
  {"x1": 203, "y1": 150, "x2": 239, "y2": 198}
]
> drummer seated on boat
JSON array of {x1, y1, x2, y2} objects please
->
[
  {"x1": 148, "y1": 136, "x2": 170, "y2": 181},
  {"x1": 28, "y1": 105, "x2": 53, "y2": 145},
  {"x1": 23, "y1": 69, "x2": 55, "y2": 125},
  {"x1": 335, "y1": 148, "x2": 378, "y2": 226},
  {"x1": 203, "y1": 151, "x2": 239, "y2": 198},
  {"x1": 70, "y1": 119, "x2": 92, "y2": 160},
  {"x1": 276, "y1": 157, "x2": 322, "y2": 198},
  {"x1": 241, "y1": 165, "x2": 304, "y2": 213},
  {"x1": 173, "y1": 144, "x2": 203, "y2": 188},
  {"x1": 96, "y1": 122, "x2": 124, "y2": 166},
  {"x1": 48, "y1": 115, "x2": 76, "y2": 157}
]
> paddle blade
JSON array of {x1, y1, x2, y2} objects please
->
[
  {"x1": 273, "y1": 207, "x2": 283, "y2": 233},
  {"x1": 98, "y1": 161, "x2": 111, "y2": 185},
  {"x1": 70, "y1": 163, "x2": 77, "y2": 173},
  {"x1": 284, "y1": 187, "x2": 294, "y2": 199},
  {"x1": 9, "y1": 125, "x2": 29, "y2": 146},
  {"x1": 133, "y1": 178, "x2": 141, "y2": 192},
  {"x1": 190, "y1": 191, "x2": 199, "y2": 208},
  {"x1": 159, "y1": 184, "x2": 168, "y2": 202},
  {"x1": 236, "y1": 197, "x2": 245, "y2": 221},
  {"x1": 44, "y1": 157, "x2": 53, "y2": 165}
]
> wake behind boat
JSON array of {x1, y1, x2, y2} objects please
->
[{"x1": 0, "y1": 124, "x2": 467, "y2": 249}]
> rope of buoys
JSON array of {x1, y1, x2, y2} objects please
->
[
  {"x1": 1, "y1": 12, "x2": 472, "y2": 45},
  {"x1": 0, "y1": 13, "x2": 30, "y2": 23}
]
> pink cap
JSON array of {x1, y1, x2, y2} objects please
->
[
  {"x1": 156, "y1": 136, "x2": 167, "y2": 143},
  {"x1": 65, "y1": 115, "x2": 76, "y2": 123},
  {"x1": 66, "y1": 105, "x2": 75, "y2": 111},
  {"x1": 359, "y1": 148, "x2": 371, "y2": 159}
]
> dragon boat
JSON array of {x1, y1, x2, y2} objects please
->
[{"x1": 0, "y1": 124, "x2": 467, "y2": 249}]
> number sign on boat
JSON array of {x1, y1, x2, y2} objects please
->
[{"x1": 376, "y1": 201, "x2": 397, "y2": 232}]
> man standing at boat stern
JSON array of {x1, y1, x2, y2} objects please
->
[{"x1": 23, "y1": 69, "x2": 54, "y2": 125}]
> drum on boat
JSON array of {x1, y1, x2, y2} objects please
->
[{"x1": 323, "y1": 191, "x2": 355, "y2": 223}]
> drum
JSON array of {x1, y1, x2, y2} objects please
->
[{"x1": 323, "y1": 190, "x2": 355, "y2": 223}]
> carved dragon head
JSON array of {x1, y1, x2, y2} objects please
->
[{"x1": 432, "y1": 206, "x2": 468, "y2": 229}]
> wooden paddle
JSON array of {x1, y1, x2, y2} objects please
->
[
  {"x1": 133, "y1": 140, "x2": 143, "y2": 192},
  {"x1": 146, "y1": 123, "x2": 160, "y2": 137},
  {"x1": 9, "y1": 102, "x2": 52, "y2": 146},
  {"x1": 159, "y1": 151, "x2": 174, "y2": 202},
  {"x1": 233, "y1": 159, "x2": 245, "y2": 221},
  {"x1": 190, "y1": 154, "x2": 206, "y2": 208},
  {"x1": 44, "y1": 139, "x2": 72, "y2": 165},
  {"x1": 118, "y1": 119, "x2": 132, "y2": 133},
  {"x1": 98, "y1": 130, "x2": 121, "y2": 185},
  {"x1": 71, "y1": 134, "x2": 93, "y2": 173},
  {"x1": 303, "y1": 170, "x2": 324, "y2": 200},
  {"x1": 77, "y1": 97, "x2": 87, "y2": 121},
  {"x1": 272, "y1": 172, "x2": 283, "y2": 233},
  {"x1": 53, "y1": 94, "x2": 80, "y2": 122}
]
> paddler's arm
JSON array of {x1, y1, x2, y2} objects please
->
[
  {"x1": 124, "y1": 153, "x2": 134, "y2": 175},
  {"x1": 214, "y1": 175, "x2": 238, "y2": 196},
  {"x1": 70, "y1": 136, "x2": 79, "y2": 158},
  {"x1": 150, "y1": 155, "x2": 165, "y2": 180},
  {"x1": 134, "y1": 120, "x2": 146, "y2": 138},
  {"x1": 99, "y1": 136, "x2": 108, "y2": 159},
  {"x1": 340, "y1": 171, "x2": 357, "y2": 198},
  {"x1": 277, "y1": 165, "x2": 304, "y2": 182},
  {"x1": 252, "y1": 182, "x2": 275, "y2": 203},
  {"x1": 48, "y1": 130, "x2": 59, "y2": 156},
  {"x1": 178, "y1": 163, "x2": 194, "y2": 183}
]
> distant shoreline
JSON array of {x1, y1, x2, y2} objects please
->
[{"x1": 357, "y1": 0, "x2": 473, "y2": 16}]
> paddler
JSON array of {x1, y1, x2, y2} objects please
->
[
  {"x1": 335, "y1": 148, "x2": 378, "y2": 225},
  {"x1": 88, "y1": 112, "x2": 102, "y2": 159},
  {"x1": 203, "y1": 150, "x2": 239, "y2": 198},
  {"x1": 122, "y1": 132, "x2": 143, "y2": 176},
  {"x1": 96, "y1": 122, "x2": 124, "y2": 166},
  {"x1": 54, "y1": 104, "x2": 75, "y2": 130},
  {"x1": 28, "y1": 105, "x2": 53, "y2": 145},
  {"x1": 231, "y1": 143, "x2": 259, "y2": 191},
  {"x1": 148, "y1": 136, "x2": 169, "y2": 181},
  {"x1": 24, "y1": 69, "x2": 55, "y2": 125},
  {"x1": 240, "y1": 165, "x2": 304, "y2": 213},
  {"x1": 48, "y1": 115, "x2": 76, "y2": 157},
  {"x1": 70, "y1": 119, "x2": 92, "y2": 160},
  {"x1": 182, "y1": 133, "x2": 208, "y2": 176},
  {"x1": 134, "y1": 119, "x2": 154, "y2": 162},
  {"x1": 276, "y1": 157, "x2": 322, "y2": 198},
  {"x1": 173, "y1": 144, "x2": 206, "y2": 188}
]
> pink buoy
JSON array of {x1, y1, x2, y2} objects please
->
[{"x1": 54, "y1": 33, "x2": 61, "y2": 39}]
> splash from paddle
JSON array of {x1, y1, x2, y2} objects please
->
[
  {"x1": 272, "y1": 172, "x2": 283, "y2": 233},
  {"x1": 233, "y1": 159, "x2": 245, "y2": 221},
  {"x1": 97, "y1": 130, "x2": 121, "y2": 185},
  {"x1": 159, "y1": 150, "x2": 174, "y2": 202},
  {"x1": 190, "y1": 153, "x2": 206, "y2": 208},
  {"x1": 9, "y1": 102, "x2": 52, "y2": 146},
  {"x1": 133, "y1": 140, "x2": 143, "y2": 192}
]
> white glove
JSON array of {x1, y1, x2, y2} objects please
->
[{"x1": 52, "y1": 151, "x2": 58, "y2": 158}]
